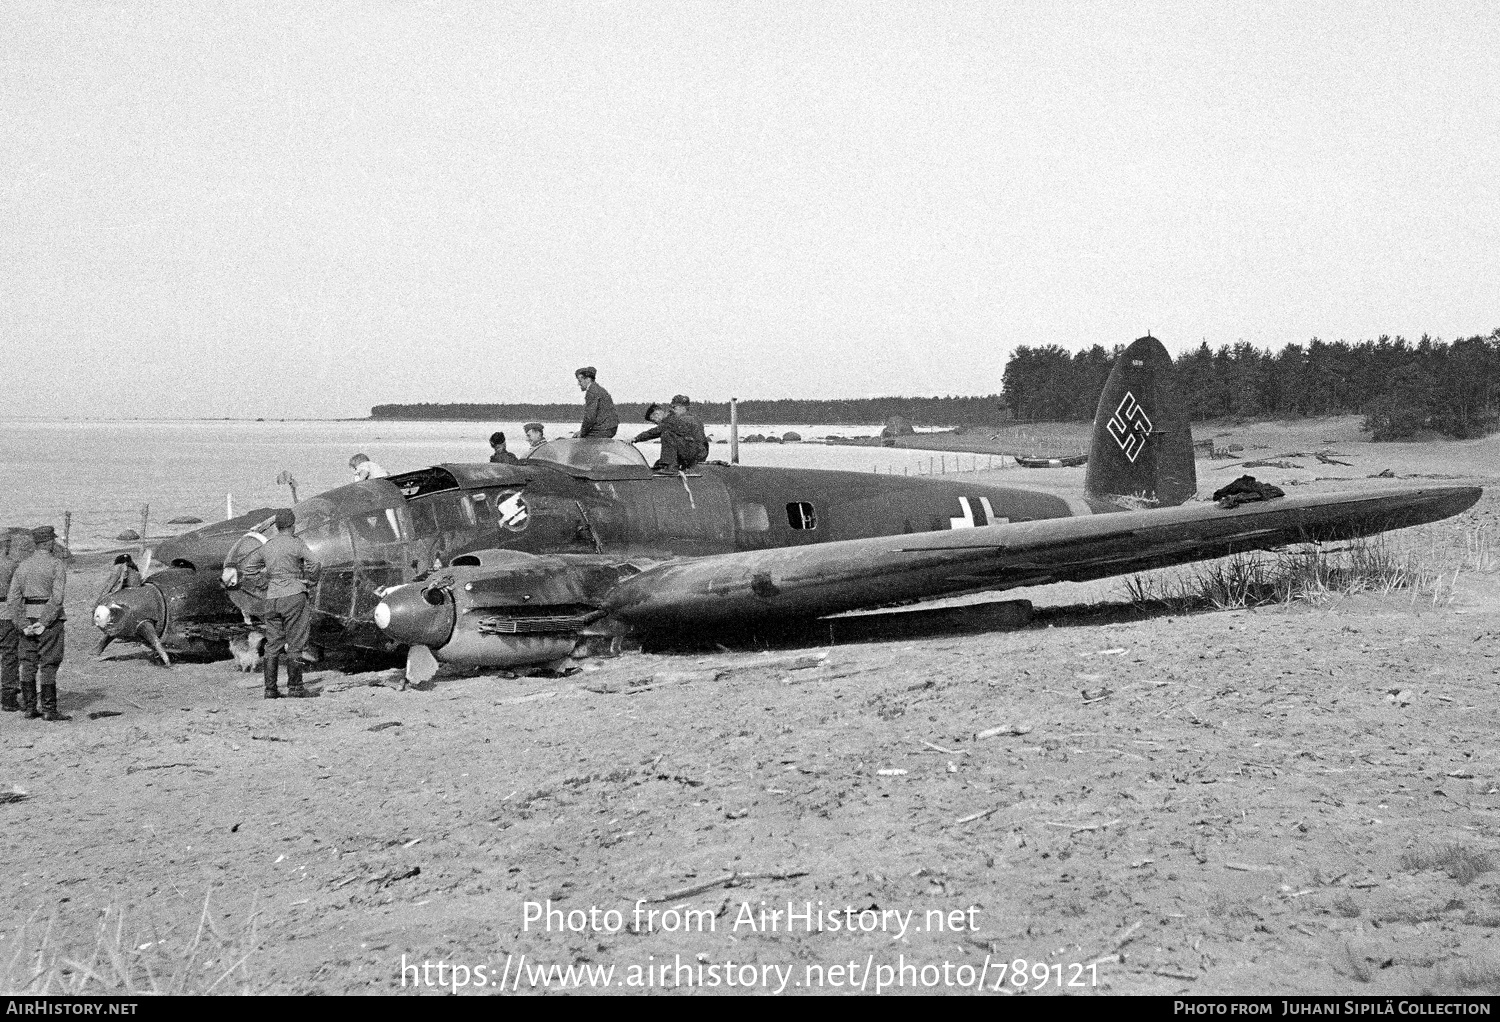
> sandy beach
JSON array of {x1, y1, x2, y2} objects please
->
[{"x1": 3, "y1": 417, "x2": 1499, "y2": 995}]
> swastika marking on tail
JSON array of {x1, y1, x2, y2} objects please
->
[{"x1": 1106, "y1": 391, "x2": 1152, "y2": 463}]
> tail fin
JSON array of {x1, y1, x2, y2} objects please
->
[{"x1": 1083, "y1": 335, "x2": 1197, "y2": 507}]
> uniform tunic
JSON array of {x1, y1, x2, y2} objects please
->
[
  {"x1": 8, "y1": 550, "x2": 66, "y2": 627},
  {"x1": 8, "y1": 549, "x2": 66, "y2": 688},
  {"x1": 580, "y1": 382, "x2": 620, "y2": 439},
  {"x1": 242, "y1": 533, "x2": 321, "y2": 658},
  {"x1": 0, "y1": 553, "x2": 20, "y2": 698},
  {"x1": 634, "y1": 412, "x2": 710, "y2": 470},
  {"x1": 0, "y1": 553, "x2": 19, "y2": 611},
  {"x1": 243, "y1": 534, "x2": 321, "y2": 600},
  {"x1": 489, "y1": 450, "x2": 521, "y2": 465}
]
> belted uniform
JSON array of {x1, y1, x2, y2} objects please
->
[
  {"x1": 7, "y1": 545, "x2": 67, "y2": 719},
  {"x1": 242, "y1": 532, "x2": 321, "y2": 697}
]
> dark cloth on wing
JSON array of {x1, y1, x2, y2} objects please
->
[{"x1": 1213, "y1": 475, "x2": 1286, "y2": 508}]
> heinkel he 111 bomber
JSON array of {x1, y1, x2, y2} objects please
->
[{"x1": 92, "y1": 336, "x2": 1481, "y2": 680}]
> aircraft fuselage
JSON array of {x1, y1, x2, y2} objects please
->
[{"x1": 100, "y1": 443, "x2": 1091, "y2": 658}]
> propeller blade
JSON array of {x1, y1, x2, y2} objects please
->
[
  {"x1": 93, "y1": 634, "x2": 113, "y2": 657},
  {"x1": 136, "y1": 621, "x2": 171, "y2": 667},
  {"x1": 405, "y1": 644, "x2": 440, "y2": 686}
]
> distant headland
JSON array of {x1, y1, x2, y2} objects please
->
[{"x1": 369, "y1": 397, "x2": 1008, "y2": 427}]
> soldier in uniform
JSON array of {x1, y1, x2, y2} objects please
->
[
  {"x1": 7, "y1": 525, "x2": 69, "y2": 721},
  {"x1": 633, "y1": 395, "x2": 710, "y2": 473},
  {"x1": 669, "y1": 395, "x2": 710, "y2": 469},
  {"x1": 0, "y1": 530, "x2": 23, "y2": 713},
  {"x1": 573, "y1": 367, "x2": 620, "y2": 439},
  {"x1": 489, "y1": 431, "x2": 520, "y2": 464},
  {"x1": 523, "y1": 422, "x2": 546, "y2": 452},
  {"x1": 241, "y1": 509, "x2": 322, "y2": 699}
]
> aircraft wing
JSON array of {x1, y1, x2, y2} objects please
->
[{"x1": 602, "y1": 484, "x2": 1480, "y2": 627}]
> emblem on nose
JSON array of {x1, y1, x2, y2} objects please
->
[{"x1": 496, "y1": 491, "x2": 530, "y2": 531}]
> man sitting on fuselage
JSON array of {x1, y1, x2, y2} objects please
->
[{"x1": 633, "y1": 395, "x2": 709, "y2": 473}]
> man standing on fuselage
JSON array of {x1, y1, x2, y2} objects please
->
[{"x1": 573, "y1": 367, "x2": 620, "y2": 439}]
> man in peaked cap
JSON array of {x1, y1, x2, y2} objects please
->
[
  {"x1": 523, "y1": 422, "x2": 546, "y2": 453},
  {"x1": 240, "y1": 509, "x2": 322, "y2": 699},
  {"x1": 7, "y1": 525, "x2": 68, "y2": 720},
  {"x1": 573, "y1": 367, "x2": 620, "y2": 439}
]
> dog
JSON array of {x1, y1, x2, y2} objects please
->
[{"x1": 229, "y1": 631, "x2": 265, "y2": 672}]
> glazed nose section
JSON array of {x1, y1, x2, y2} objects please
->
[
  {"x1": 374, "y1": 584, "x2": 455, "y2": 648},
  {"x1": 93, "y1": 585, "x2": 164, "y2": 638}
]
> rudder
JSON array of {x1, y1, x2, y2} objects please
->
[{"x1": 1083, "y1": 335, "x2": 1197, "y2": 507}]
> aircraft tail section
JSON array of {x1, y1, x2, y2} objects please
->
[{"x1": 1083, "y1": 335, "x2": 1197, "y2": 507}]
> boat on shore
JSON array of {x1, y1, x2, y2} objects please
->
[{"x1": 1014, "y1": 453, "x2": 1089, "y2": 468}]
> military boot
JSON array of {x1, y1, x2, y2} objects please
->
[
  {"x1": 19, "y1": 672, "x2": 39, "y2": 719},
  {"x1": 40, "y1": 684, "x2": 70, "y2": 722},
  {"x1": 263, "y1": 654, "x2": 282, "y2": 699},
  {"x1": 285, "y1": 660, "x2": 318, "y2": 698},
  {"x1": 0, "y1": 689, "x2": 17, "y2": 712}
]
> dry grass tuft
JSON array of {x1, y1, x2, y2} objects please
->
[
  {"x1": 1401, "y1": 844, "x2": 1497, "y2": 887},
  {"x1": 1, "y1": 891, "x2": 260, "y2": 995},
  {"x1": 1331, "y1": 894, "x2": 1363, "y2": 919},
  {"x1": 1422, "y1": 958, "x2": 1500, "y2": 994},
  {"x1": 1122, "y1": 532, "x2": 1487, "y2": 612}
]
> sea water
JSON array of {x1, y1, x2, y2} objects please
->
[{"x1": 1, "y1": 419, "x2": 1017, "y2": 550}]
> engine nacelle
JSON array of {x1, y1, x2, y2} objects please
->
[{"x1": 374, "y1": 550, "x2": 612, "y2": 668}]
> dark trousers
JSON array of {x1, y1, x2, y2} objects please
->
[
  {"x1": 18, "y1": 619, "x2": 64, "y2": 705},
  {"x1": 654, "y1": 436, "x2": 705, "y2": 472},
  {"x1": 263, "y1": 593, "x2": 311, "y2": 659},
  {"x1": 0, "y1": 621, "x2": 18, "y2": 703}
]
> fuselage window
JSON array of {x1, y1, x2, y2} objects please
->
[
  {"x1": 470, "y1": 491, "x2": 495, "y2": 527},
  {"x1": 786, "y1": 502, "x2": 817, "y2": 531},
  {"x1": 300, "y1": 520, "x2": 355, "y2": 567},
  {"x1": 350, "y1": 509, "x2": 402, "y2": 544},
  {"x1": 409, "y1": 501, "x2": 438, "y2": 539},
  {"x1": 433, "y1": 495, "x2": 476, "y2": 533},
  {"x1": 735, "y1": 503, "x2": 770, "y2": 532}
]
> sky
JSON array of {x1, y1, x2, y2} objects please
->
[{"x1": 4, "y1": 1, "x2": 1498, "y2": 419}]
